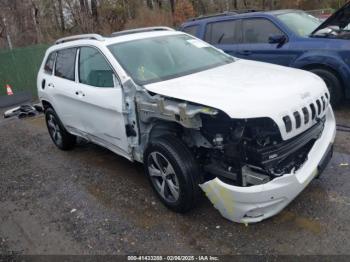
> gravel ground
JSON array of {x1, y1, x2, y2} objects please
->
[{"x1": 0, "y1": 103, "x2": 349, "y2": 255}]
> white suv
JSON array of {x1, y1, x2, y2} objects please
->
[{"x1": 37, "y1": 27, "x2": 336, "y2": 223}]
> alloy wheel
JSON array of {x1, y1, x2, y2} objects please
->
[
  {"x1": 148, "y1": 152, "x2": 180, "y2": 203},
  {"x1": 47, "y1": 114, "x2": 62, "y2": 146}
]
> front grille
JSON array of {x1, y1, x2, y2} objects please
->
[
  {"x1": 283, "y1": 93, "x2": 329, "y2": 133},
  {"x1": 294, "y1": 111, "x2": 301, "y2": 128},
  {"x1": 246, "y1": 118, "x2": 325, "y2": 173},
  {"x1": 302, "y1": 107, "x2": 309, "y2": 124}
]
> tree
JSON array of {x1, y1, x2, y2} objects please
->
[
  {"x1": 58, "y1": 0, "x2": 65, "y2": 32},
  {"x1": 170, "y1": 0, "x2": 175, "y2": 13},
  {"x1": 147, "y1": 0, "x2": 154, "y2": 9},
  {"x1": 174, "y1": 0, "x2": 195, "y2": 25}
]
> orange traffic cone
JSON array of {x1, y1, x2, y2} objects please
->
[{"x1": 5, "y1": 84, "x2": 14, "y2": 96}]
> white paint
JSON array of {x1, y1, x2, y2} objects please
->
[
  {"x1": 200, "y1": 106, "x2": 336, "y2": 223},
  {"x1": 37, "y1": 30, "x2": 336, "y2": 223},
  {"x1": 145, "y1": 59, "x2": 330, "y2": 140}
]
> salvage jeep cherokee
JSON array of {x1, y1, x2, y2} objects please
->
[{"x1": 37, "y1": 27, "x2": 336, "y2": 223}]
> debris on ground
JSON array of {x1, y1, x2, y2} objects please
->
[{"x1": 3, "y1": 104, "x2": 43, "y2": 119}]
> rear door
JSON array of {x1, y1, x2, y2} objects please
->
[
  {"x1": 236, "y1": 18, "x2": 294, "y2": 66},
  {"x1": 75, "y1": 46, "x2": 129, "y2": 154},
  {"x1": 204, "y1": 19, "x2": 242, "y2": 57},
  {"x1": 38, "y1": 51, "x2": 56, "y2": 100},
  {"x1": 49, "y1": 47, "x2": 86, "y2": 133},
  {"x1": 182, "y1": 25, "x2": 200, "y2": 37}
]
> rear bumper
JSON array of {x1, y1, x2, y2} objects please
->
[{"x1": 200, "y1": 106, "x2": 336, "y2": 224}]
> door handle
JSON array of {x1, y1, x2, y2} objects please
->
[
  {"x1": 41, "y1": 79, "x2": 46, "y2": 90},
  {"x1": 238, "y1": 50, "x2": 252, "y2": 56},
  {"x1": 75, "y1": 90, "x2": 85, "y2": 97}
]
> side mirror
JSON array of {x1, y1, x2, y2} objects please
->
[{"x1": 268, "y1": 34, "x2": 286, "y2": 45}]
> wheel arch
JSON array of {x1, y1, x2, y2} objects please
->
[
  {"x1": 41, "y1": 100, "x2": 54, "y2": 111},
  {"x1": 293, "y1": 53, "x2": 350, "y2": 98},
  {"x1": 148, "y1": 120, "x2": 184, "y2": 141},
  {"x1": 301, "y1": 63, "x2": 344, "y2": 88}
]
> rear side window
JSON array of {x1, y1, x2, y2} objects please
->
[
  {"x1": 44, "y1": 52, "x2": 56, "y2": 74},
  {"x1": 183, "y1": 25, "x2": 198, "y2": 36},
  {"x1": 55, "y1": 48, "x2": 77, "y2": 81},
  {"x1": 79, "y1": 47, "x2": 114, "y2": 87},
  {"x1": 205, "y1": 20, "x2": 241, "y2": 45},
  {"x1": 242, "y1": 18, "x2": 283, "y2": 43}
]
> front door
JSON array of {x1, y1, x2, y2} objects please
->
[
  {"x1": 235, "y1": 18, "x2": 296, "y2": 66},
  {"x1": 75, "y1": 46, "x2": 129, "y2": 155}
]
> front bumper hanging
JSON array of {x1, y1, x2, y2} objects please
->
[{"x1": 200, "y1": 106, "x2": 336, "y2": 224}]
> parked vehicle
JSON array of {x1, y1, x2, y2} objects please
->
[
  {"x1": 37, "y1": 27, "x2": 335, "y2": 223},
  {"x1": 180, "y1": 2, "x2": 350, "y2": 106}
]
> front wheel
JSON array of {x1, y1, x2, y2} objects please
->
[
  {"x1": 309, "y1": 68, "x2": 343, "y2": 106},
  {"x1": 144, "y1": 135, "x2": 202, "y2": 213},
  {"x1": 45, "y1": 108, "x2": 76, "y2": 150}
]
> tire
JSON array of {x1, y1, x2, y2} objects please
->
[
  {"x1": 309, "y1": 68, "x2": 343, "y2": 106},
  {"x1": 45, "y1": 108, "x2": 76, "y2": 150},
  {"x1": 144, "y1": 135, "x2": 202, "y2": 213}
]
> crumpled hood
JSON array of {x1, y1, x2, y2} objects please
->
[
  {"x1": 311, "y1": 2, "x2": 350, "y2": 34},
  {"x1": 144, "y1": 59, "x2": 327, "y2": 119},
  {"x1": 144, "y1": 59, "x2": 329, "y2": 140}
]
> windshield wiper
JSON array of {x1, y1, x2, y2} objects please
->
[
  {"x1": 311, "y1": 26, "x2": 339, "y2": 38},
  {"x1": 218, "y1": 33, "x2": 225, "y2": 44}
]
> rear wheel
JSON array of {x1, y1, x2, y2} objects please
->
[
  {"x1": 144, "y1": 135, "x2": 202, "y2": 213},
  {"x1": 45, "y1": 108, "x2": 76, "y2": 150},
  {"x1": 309, "y1": 68, "x2": 343, "y2": 106}
]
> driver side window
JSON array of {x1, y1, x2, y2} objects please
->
[
  {"x1": 242, "y1": 18, "x2": 283, "y2": 43},
  {"x1": 79, "y1": 47, "x2": 115, "y2": 88}
]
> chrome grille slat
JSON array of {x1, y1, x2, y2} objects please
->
[
  {"x1": 321, "y1": 96, "x2": 326, "y2": 111},
  {"x1": 294, "y1": 111, "x2": 301, "y2": 129},
  {"x1": 282, "y1": 94, "x2": 328, "y2": 134},
  {"x1": 316, "y1": 99, "x2": 322, "y2": 116},
  {"x1": 302, "y1": 107, "x2": 309, "y2": 124}
]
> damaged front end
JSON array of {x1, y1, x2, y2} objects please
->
[
  {"x1": 135, "y1": 91, "x2": 336, "y2": 223},
  {"x1": 199, "y1": 114, "x2": 325, "y2": 187},
  {"x1": 199, "y1": 107, "x2": 336, "y2": 223}
]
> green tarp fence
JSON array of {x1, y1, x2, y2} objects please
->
[{"x1": 0, "y1": 44, "x2": 49, "y2": 97}]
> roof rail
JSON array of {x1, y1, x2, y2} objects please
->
[
  {"x1": 187, "y1": 12, "x2": 237, "y2": 22},
  {"x1": 55, "y1": 34, "x2": 104, "y2": 44},
  {"x1": 232, "y1": 9, "x2": 264, "y2": 13},
  {"x1": 187, "y1": 9, "x2": 264, "y2": 22},
  {"x1": 111, "y1": 27, "x2": 174, "y2": 37}
]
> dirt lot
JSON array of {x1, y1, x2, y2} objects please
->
[{"x1": 0, "y1": 104, "x2": 349, "y2": 255}]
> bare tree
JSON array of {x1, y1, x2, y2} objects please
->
[
  {"x1": 30, "y1": 0, "x2": 42, "y2": 43},
  {"x1": 147, "y1": 0, "x2": 154, "y2": 9},
  {"x1": 91, "y1": 0, "x2": 98, "y2": 22},
  {"x1": 58, "y1": 0, "x2": 65, "y2": 32},
  {"x1": 170, "y1": 0, "x2": 175, "y2": 13}
]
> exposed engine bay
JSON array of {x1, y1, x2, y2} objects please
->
[
  {"x1": 135, "y1": 93, "x2": 325, "y2": 188},
  {"x1": 312, "y1": 27, "x2": 350, "y2": 39},
  {"x1": 196, "y1": 112, "x2": 325, "y2": 187}
]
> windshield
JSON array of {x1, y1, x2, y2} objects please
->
[
  {"x1": 277, "y1": 11, "x2": 321, "y2": 37},
  {"x1": 108, "y1": 34, "x2": 234, "y2": 85}
]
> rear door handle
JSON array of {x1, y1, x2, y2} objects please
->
[
  {"x1": 41, "y1": 79, "x2": 46, "y2": 90},
  {"x1": 75, "y1": 90, "x2": 85, "y2": 97},
  {"x1": 238, "y1": 50, "x2": 252, "y2": 56}
]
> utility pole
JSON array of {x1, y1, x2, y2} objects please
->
[{"x1": 2, "y1": 16, "x2": 13, "y2": 50}]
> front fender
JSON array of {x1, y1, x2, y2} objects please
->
[{"x1": 292, "y1": 51, "x2": 350, "y2": 97}]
